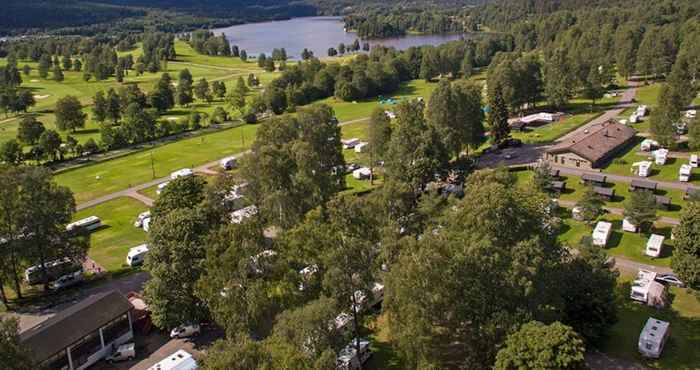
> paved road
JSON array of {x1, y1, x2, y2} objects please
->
[
  {"x1": 5, "y1": 272, "x2": 148, "y2": 332},
  {"x1": 586, "y1": 350, "x2": 650, "y2": 370}
]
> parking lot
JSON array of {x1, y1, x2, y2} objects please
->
[{"x1": 92, "y1": 325, "x2": 223, "y2": 370}]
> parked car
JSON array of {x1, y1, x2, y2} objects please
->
[
  {"x1": 105, "y1": 343, "x2": 135, "y2": 363},
  {"x1": 170, "y1": 324, "x2": 201, "y2": 339},
  {"x1": 49, "y1": 270, "x2": 83, "y2": 290},
  {"x1": 655, "y1": 273, "x2": 685, "y2": 287},
  {"x1": 499, "y1": 138, "x2": 522, "y2": 149}
]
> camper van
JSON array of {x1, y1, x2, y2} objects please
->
[
  {"x1": 220, "y1": 156, "x2": 237, "y2": 170},
  {"x1": 592, "y1": 221, "x2": 613, "y2": 247},
  {"x1": 638, "y1": 318, "x2": 670, "y2": 358},
  {"x1": 337, "y1": 339, "x2": 371, "y2": 370},
  {"x1": 127, "y1": 244, "x2": 149, "y2": 266},
  {"x1": 679, "y1": 164, "x2": 692, "y2": 182},
  {"x1": 170, "y1": 168, "x2": 194, "y2": 180},
  {"x1": 645, "y1": 234, "x2": 665, "y2": 258},
  {"x1": 66, "y1": 216, "x2": 102, "y2": 233},
  {"x1": 147, "y1": 350, "x2": 197, "y2": 370},
  {"x1": 134, "y1": 211, "x2": 151, "y2": 228}
]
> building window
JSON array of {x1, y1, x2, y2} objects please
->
[
  {"x1": 70, "y1": 330, "x2": 103, "y2": 368},
  {"x1": 576, "y1": 160, "x2": 580, "y2": 168}
]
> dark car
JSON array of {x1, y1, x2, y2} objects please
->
[
  {"x1": 498, "y1": 138, "x2": 523, "y2": 149},
  {"x1": 655, "y1": 273, "x2": 685, "y2": 287}
]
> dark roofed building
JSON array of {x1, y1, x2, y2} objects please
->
[
  {"x1": 594, "y1": 186, "x2": 615, "y2": 199},
  {"x1": 20, "y1": 290, "x2": 133, "y2": 370},
  {"x1": 544, "y1": 121, "x2": 637, "y2": 169},
  {"x1": 629, "y1": 180, "x2": 658, "y2": 192}
]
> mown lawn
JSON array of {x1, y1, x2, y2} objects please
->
[
  {"x1": 74, "y1": 197, "x2": 148, "y2": 272},
  {"x1": 635, "y1": 83, "x2": 662, "y2": 108},
  {"x1": 55, "y1": 123, "x2": 259, "y2": 204},
  {"x1": 512, "y1": 112, "x2": 600, "y2": 144},
  {"x1": 601, "y1": 273, "x2": 700, "y2": 370}
]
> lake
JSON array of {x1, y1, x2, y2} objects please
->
[{"x1": 213, "y1": 17, "x2": 467, "y2": 60}]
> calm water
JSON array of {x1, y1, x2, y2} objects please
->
[{"x1": 213, "y1": 17, "x2": 467, "y2": 60}]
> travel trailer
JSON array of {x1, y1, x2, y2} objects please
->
[
  {"x1": 592, "y1": 221, "x2": 613, "y2": 247},
  {"x1": 126, "y1": 244, "x2": 149, "y2": 266},
  {"x1": 638, "y1": 318, "x2": 670, "y2": 359}
]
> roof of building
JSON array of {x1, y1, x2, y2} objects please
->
[
  {"x1": 630, "y1": 180, "x2": 657, "y2": 190},
  {"x1": 594, "y1": 186, "x2": 615, "y2": 197},
  {"x1": 547, "y1": 121, "x2": 636, "y2": 163},
  {"x1": 581, "y1": 173, "x2": 607, "y2": 183},
  {"x1": 20, "y1": 290, "x2": 132, "y2": 363}
]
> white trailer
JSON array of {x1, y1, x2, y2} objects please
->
[
  {"x1": 219, "y1": 156, "x2": 237, "y2": 170},
  {"x1": 342, "y1": 138, "x2": 361, "y2": 149},
  {"x1": 640, "y1": 139, "x2": 658, "y2": 152},
  {"x1": 352, "y1": 167, "x2": 372, "y2": 180},
  {"x1": 147, "y1": 350, "x2": 197, "y2": 370},
  {"x1": 156, "y1": 181, "x2": 170, "y2": 195},
  {"x1": 170, "y1": 168, "x2": 194, "y2": 180},
  {"x1": 66, "y1": 216, "x2": 102, "y2": 232},
  {"x1": 690, "y1": 154, "x2": 699, "y2": 168},
  {"x1": 633, "y1": 161, "x2": 652, "y2": 177},
  {"x1": 126, "y1": 244, "x2": 149, "y2": 266},
  {"x1": 230, "y1": 205, "x2": 258, "y2": 224},
  {"x1": 653, "y1": 149, "x2": 668, "y2": 165},
  {"x1": 679, "y1": 164, "x2": 692, "y2": 182},
  {"x1": 592, "y1": 221, "x2": 612, "y2": 247},
  {"x1": 645, "y1": 234, "x2": 665, "y2": 258},
  {"x1": 631, "y1": 270, "x2": 657, "y2": 303},
  {"x1": 354, "y1": 142, "x2": 369, "y2": 153},
  {"x1": 134, "y1": 211, "x2": 151, "y2": 228},
  {"x1": 638, "y1": 318, "x2": 670, "y2": 359},
  {"x1": 622, "y1": 218, "x2": 638, "y2": 233}
]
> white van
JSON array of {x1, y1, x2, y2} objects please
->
[
  {"x1": 220, "y1": 156, "x2": 237, "y2": 170},
  {"x1": 105, "y1": 343, "x2": 135, "y2": 363},
  {"x1": 126, "y1": 244, "x2": 149, "y2": 266}
]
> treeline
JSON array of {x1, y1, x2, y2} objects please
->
[
  {"x1": 0, "y1": 58, "x2": 36, "y2": 118},
  {"x1": 258, "y1": 34, "x2": 512, "y2": 115},
  {"x1": 187, "y1": 30, "x2": 232, "y2": 56},
  {"x1": 344, "y1": 10, "x2": 464, "y2": 38}
]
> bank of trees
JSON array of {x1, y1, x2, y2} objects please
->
[
  {"x1": 344, "y1": 9, "x2": 464, "y2": 38},
  {"x1": 0, "y1": 165, "x2": 87, "y2": 302}
]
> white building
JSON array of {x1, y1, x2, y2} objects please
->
[
  {"x1": 645, "y1": 234, "x2": 665, "y2": 258},
  {"x1": 147, "y1": 350, "x2": 198, "y2": 370},
  {"x1": 592, "y1": 221, "x2": 613, "y2": 247},
  {"x1": 170, "y1": 168, "x2": 194, "y2": 180},
  {"x1": 679, "y1": 164, "x2": 692, "y2": 182},
  {"x1": 638, "y1": 318, "x2": 670, "y2": 358}
]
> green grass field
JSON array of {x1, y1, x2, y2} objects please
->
[
  {"x1": 512, "y1": 112, "x2": 600, "y2": 144},
  {"x1": 601, "y1": 273, "x2": 700, "y2": 370},
  {"x1": 55, "y1": 123, "x2": 258, "y2": 203},
  {"x1": 74, "y1": 197, "x2": 148, "y2": 272}
]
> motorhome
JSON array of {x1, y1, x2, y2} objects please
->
[
  {"x1": 645, "y1": 234, "x2": 665, "y2": 258},
  {"x1": 25, "y1": 258, "x2": 81, "y2": 285},
  {"x1": 219, "y1": 156, "x2": 237, "y2": 170},
  {"x1": 126, "y1": 244, "x2": 149, "y2": 266},
  {"x1": 66, "y1": 216, "x2": 102, "y2": 233},
  {"x1": 630, "y1": 269, "x2": 666, "y2": 308},
  {"x1": 147, "y1": 350, "x2": 197, "y2": 370},
  {"x1": 342, "y1": 138, "x2": 360, "y2": 149},
  {"x1": 156, "y1": 181, "x2": 169, "y2": 195},
  {"x1": 170, "y1": 168, "x2": 194, "y2": 180},
  {"x1": 679, "y1": 164, "x2": 692, "y2": 182},
  {"x1": 690, "y1": 154, "x2": 699, "y2": 168},
  {"x1": 638, "y1": 318, "x2": 670, "y2": 359},
  {"x1": 637, "y1": 105, "x2": 648, "y2": 117},
  {"x1": 337, "y1": 338, "x2": 371, "y2": 370},
  {"x1": 134, "y1": 211, "x2": 151, "y2": 228},
  {"x1": 592, "y1": 221, "x2": 613, "y2": 247}
]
